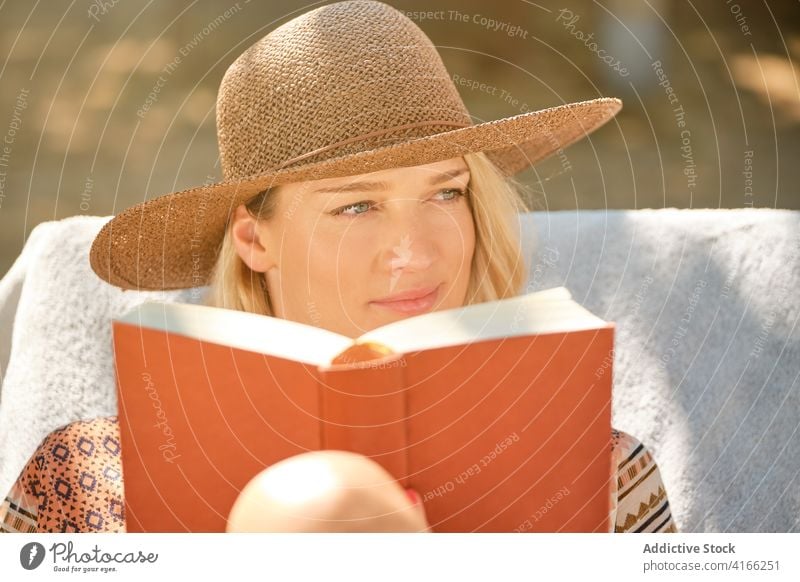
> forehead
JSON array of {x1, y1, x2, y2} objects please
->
[{"x1": 293, "y1": 157, "x2": 469, "y2": 193}]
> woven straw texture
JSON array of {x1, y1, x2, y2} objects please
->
[{"x1": 90, "y1": 0, "x2": 621, "y2": 290}]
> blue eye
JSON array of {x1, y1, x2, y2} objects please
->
[
  {"x1": 330, "y1": 188, "x2": 467, "y2": 218},
  {"x1": 331, "y1": 200, "x2": 374, "y2": 217},
  {"x1": 435, "y1": 188, "x2": 466, "y2": 202}
]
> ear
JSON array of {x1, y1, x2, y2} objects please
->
[{"x1": 230, "y1": 204, "x2": 276, "y2": 273}]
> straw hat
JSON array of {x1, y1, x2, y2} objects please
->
[{"x1": 90, "y1": 0, "x2": 621, "y2": 290}]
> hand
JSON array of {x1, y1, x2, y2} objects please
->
[
  {"x1": 226, "y1": 451, "x2": 432, "y2": 532},
  {"x1": 404, "y1": 487, "x2": 432, "y2": 532}
]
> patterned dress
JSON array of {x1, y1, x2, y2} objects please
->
[{"x1": 0, "y1": 417, "x2": 677, "y2": 533}]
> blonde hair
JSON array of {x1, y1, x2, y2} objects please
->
[{"x1": 205, "y1": 151, "x2": 530, "y2": 314}]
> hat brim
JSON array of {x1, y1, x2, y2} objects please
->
[{"x1": 90, "y1": 97, "x2": 621, "y2": 290}]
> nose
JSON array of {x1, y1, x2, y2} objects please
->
[{"x1": 378, "y1": 208, "x2": 438, "y2": 276}]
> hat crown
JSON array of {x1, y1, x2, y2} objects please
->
[{"x1": 215, "y1": 0, "x2": 471, "y2": 181}]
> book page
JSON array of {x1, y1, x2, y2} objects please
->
[
  {"x1": 359, "y1": 287, "x2": 608, "y2": 354},
  {"x1": 117, "y1": 288, "x2": 604, "y2": 366},
  {"x1": 117, "y1": 302, "x2": 354, "y2": 366}
]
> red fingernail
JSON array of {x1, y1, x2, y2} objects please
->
[{"x1": 405, "y1": 488, "x2": 420, "y2": 505}]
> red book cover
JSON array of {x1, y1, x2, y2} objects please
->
[{"x1": 113, "y1": 287, "x2": 614, "y2": 532}]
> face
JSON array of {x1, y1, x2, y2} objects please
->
[{"x1": 230, "y1": 157, "x2": 476, "y2": 338}]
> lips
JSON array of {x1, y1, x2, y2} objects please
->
[
  {"x1": 369, "y1": 284, "x2": 441, "y2": 315},
  {"x1": 372, "y1": 285, "x2": 440, "y2": 303}
]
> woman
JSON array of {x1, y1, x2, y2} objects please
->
[{"x1": 0, "y1": 0, "x2": 676, "y2": 533}]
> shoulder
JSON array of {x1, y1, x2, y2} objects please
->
[
  {"x1": 32, "y1": 416, "x2": 122, "y2": 478},
  {"x1": 1, "y1": 416, "x2": 124, "y2": 533},
  {"x1": 27, "y1": 416, "x2": 122, "y2": 478},
  {"x1": 610, "y1": 428, "x2": 678, "y2": 533},
  {"x1": 611, "y1": 428, "x2": 648, "y2": 470},
  {"x1": 39, "y1": 416, "x2": 121, "y2": 454}
]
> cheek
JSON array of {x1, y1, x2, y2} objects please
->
[
  {"x1": 305, "y1": 227, "x2": 367, "y2": 288},
  {"x1": 447, "y1": 211, "x2": 475, "y2": 292},
  {"x1": 276, "y1": 224, "x2": 321, "y2": 286},
  {"x1": 463, "y1": 212, "x2": 476, "y2": 256},
  {"x1": 440, "y1": 207, "x2": 476, "y2": 263}
]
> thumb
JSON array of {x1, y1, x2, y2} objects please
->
[
  {"x1": 404, "y1": 488, "x2": 431, "y2": 532},
  {"x1": 404, "y1": 487, "x2": 421, "y2": 506}
]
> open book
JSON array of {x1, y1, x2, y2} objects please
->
[{"x1": 112, "y1": 286, "x2": 615, "y2": 532}]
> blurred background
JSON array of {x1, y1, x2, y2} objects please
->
[{"x1": 0, "y1": 0, "x2": 798, "y2": 276}]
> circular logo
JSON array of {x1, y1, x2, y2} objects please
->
[{"x1": 19, "y1": 542, "x2": 46, "y2": 570}]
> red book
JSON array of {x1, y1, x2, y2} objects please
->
[{"x1": 112, "y1": 287, "x2": 614, "y2": 532}]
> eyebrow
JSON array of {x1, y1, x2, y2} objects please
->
[{"x1": 309, "y1": 167, "x2": 469, "y2": 195}]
